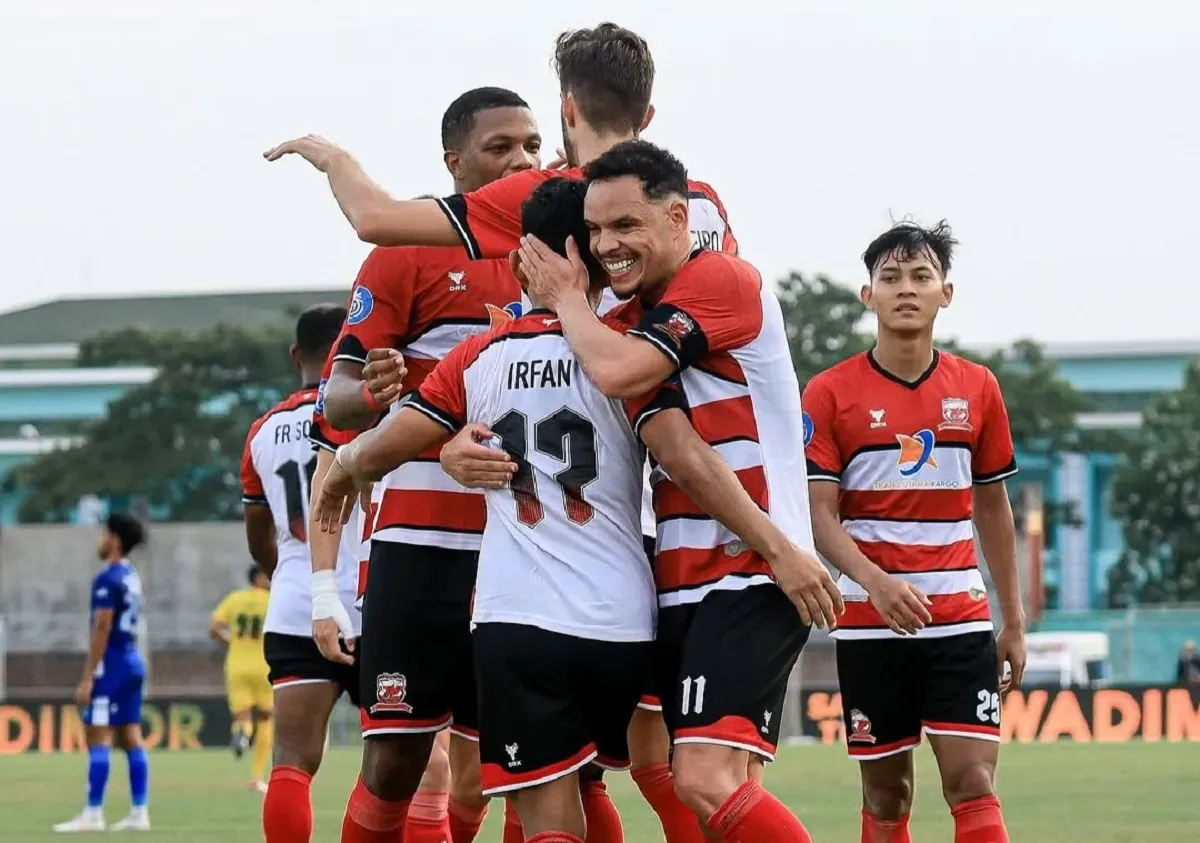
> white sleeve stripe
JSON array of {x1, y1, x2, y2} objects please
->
[
  {"x1": 332, "y1": 353, "x2": 367, "y2": 364},
  {"x1": 627, "y1": 329, "x2": 680, "y2": 366},
  {"x1": 974, "y1": 466, "x2": 1019, "y2": 485},
  {"x1": 433, "y1": 197, "x2": 479, "y2": 260},
  {"x1": 407, "y1": 400, "x2": 458, "y2": 433}
]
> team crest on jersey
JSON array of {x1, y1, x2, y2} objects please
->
[
  {"x1": 348, "y1": 286, "x2": 374, "y2": 325},
  {"x1": 370, "y1": 672, "x2": 414, "y2": 714},
  {"x1": 448, "y1": 270, "x2": 468, "y2": 292},
  {"x1": 938, "y1": 397, "x2": 973, "y2": 432},
  {"x1": 485, "y1": 301, "x2": 523, "y2": 328},
  {"x1": 848, "y1": 709, "x2": 877, "y2": 744},
  {"x1": 659, "y1": 311, "x2": 696, "y2": 347},
  {"x1": 896, "y1": 430, "x2": 938, "y2": 476},
  {"x1": 802, "y1": 411, "x2": 814, "y2": 447}
]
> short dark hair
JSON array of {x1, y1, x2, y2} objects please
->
[
  {"x1": 520, "y1": 178, "x2": 604, "y2": 281},
  {"x1": 247, "y1": 564, "x2": 266, "y2": 585},
  {"x1": 584, "y1": 139, "x2": 688, "y2": 201},
  {"x1": 440, "y1": 87, "x2": 530, "y2": 151},
  {"x1": 106, "y1": 512, "x2": 145, "y2": 556},
  {"x1": 295, "y1": 303, "x2": 346, "y2": 358},
  {"x1": 554, "y1": 23, "x2": 654, "y2": 135},
  {"x1": 862, "y1": 221, "x2": 959, "y2": 277}
]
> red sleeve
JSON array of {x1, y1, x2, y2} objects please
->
[
  {"x1": 435, "y1": 169, "x2": 566, "y2": 260},
  {"x1": 409, "y1": 333, "x2": 483, "y2": 431},
  {"x1": 333, "y1": 248, "x2": 416, "y2": 364},
  {"x1": 628, "y1": 254, "x2": 762, "y2": 371},
  {"x1": 240, "y1": 419, "x2": 267, "y2": 504},
  {"x1": 973, "y1": 368, "x2": 1019, "y2": 484},
  {"x1": 801, "y1": 374, "x2": 843, "y2": 482}
]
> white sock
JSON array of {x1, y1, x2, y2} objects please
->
[{"x1": 83, "y1": 806, "x2": 104, "y2": 821}]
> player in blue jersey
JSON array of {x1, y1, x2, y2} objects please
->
[{"x1": 54, "y1": 513, "x2": 152, "y2": 833}]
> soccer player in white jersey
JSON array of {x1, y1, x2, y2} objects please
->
[
  {"x1": 312, "y1": 177, "x2": 829, "y2": 843},
  {"x1": 240, "y1": 304, "x2": 365, "y2": 843}
]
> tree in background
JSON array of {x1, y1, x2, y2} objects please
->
[
  {"x1": 1106, "y1": 361, "x2": 1200, "y2": 605},
  {"x1": 777, "y1": 272, "x2": 872, "y2": 387},
  {"x1": 14, "y1": 323, "x2": 297, "y2": 522}
]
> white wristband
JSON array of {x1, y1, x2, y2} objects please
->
[{"x1": 311, "y1": 569, "x2": 340, "y2": 621}]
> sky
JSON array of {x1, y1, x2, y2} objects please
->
[{"x1": 2, "y1": 0, "x2": 1197, "y2": 345}]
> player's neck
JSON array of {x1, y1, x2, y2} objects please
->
[
  {"x1": 573, "y1": 125, "x2": 636, "y2": 167},
  {"x1": 299, "y1": 368, "x2": 322, "y2": 388},
  {"x1": 527, "y1": 286, "x2": 604, "y2": 313},
  {"x1": 643, "y1": 235, "x2": 699, "y2": 304},
  {"x1": 872, "y1": 331, "x2": 936, "y2": 382}
]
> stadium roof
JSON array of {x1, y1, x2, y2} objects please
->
[{"x1": 0, "y1": 288, "x2": 348, "y2": 346}]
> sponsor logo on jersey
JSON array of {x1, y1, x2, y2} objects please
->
[
  {"x1": 938, "y1": 397, "x2": 973, "y2": 432},
  {"x1": 801, "y1": 411, "x2": 814, "y2": 447},
  {"x1": 486, "y1": 301, "x2": 524, "y2": 329},
  {"x1": 448, "y1": 270, "x2": 468, "y2": 292},
  {"x1": 896, "y1": 430, "x2": 938, "y2": 476},
  {"x1": 369, "y1": 672, "x2": 413, "y2": 714},
  {"x1": 869, "y1": 408, "x2": 887, "y2": 429},
  {"x1": 348, "y1": 287, "x2": 374, "y2": 325}
]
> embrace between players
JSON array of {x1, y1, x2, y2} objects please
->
[{"x1": 250, "y1": 21, "x2": 1026, "y2": 843}]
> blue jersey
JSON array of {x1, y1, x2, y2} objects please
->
[{"x1": 90, "y1": 561, "x2": 145, "y2": 680}]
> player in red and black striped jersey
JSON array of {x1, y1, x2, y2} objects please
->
[
  {"x1": 516, "y1": 141, "x2": 841, "y2": 843},
  {"x1": 803, "y1": 221, "x2": 1023, "y2": 843},
  {"x1": 303, "y1": 88, "x2": 541, "y2": 843}
]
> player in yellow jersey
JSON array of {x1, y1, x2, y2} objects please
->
[{"x1": 210, "y1": 565, "x2": 273, "y2": 792}]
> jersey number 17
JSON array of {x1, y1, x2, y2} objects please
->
[{"x1": 491, "y1": 408, "x2": 598, "y2": 528}]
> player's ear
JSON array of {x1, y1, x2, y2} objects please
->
[
  {"x1": 289, "y1": 344, "x2": 302, "y2": 371},
  {"x1": 940, "y1": 281, "x2": 954, "y2": 308},
  {"x1": 860, "y1": 284, "x2": 876, "y2": 312},
  {"x1": 443, "y1": 149, "x2": 463, "y2": 182},
  {"x1": 669, "y1": 197, "x2": 689, "y2": 235},
  {"x1": 509, "y1": 250, "x2": 528, "y2": 289},
  {"x1": 561, "y1": 92, "x2": 576, "y2": 129},
  {"x1": 639, "y1": 104, "x2": 656, "y2": 133}
]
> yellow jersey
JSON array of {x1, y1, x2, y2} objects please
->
[{"x1": 212, "y1": 586, "x2": 270, "y2": 675}]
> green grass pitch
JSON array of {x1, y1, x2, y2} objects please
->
[{"x1": 2, "y1": 742, "x2": 1195, "y2": 841}]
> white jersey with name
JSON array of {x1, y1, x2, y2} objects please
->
[
  {"x1": 409, "y1": 312, "x2": 655, "y2": 643},
  {"x1": 241, "y1": 387, "x2": 361, "y2": 637}
]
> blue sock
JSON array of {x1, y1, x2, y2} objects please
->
[
  {"x1": 87, "y1": 745, "x2": 111, "y2": 809},
  {"x1": 126, "y1": 746, "x2": 149, "y2": 808}
]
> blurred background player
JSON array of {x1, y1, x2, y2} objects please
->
[
  {"x1": 311, "y1": 87, "x2": 539, "y2": 843},
  {"x1": 802, "y1": 221, "x2": 1026, "y2": 843},
  {"x1": 210, "y1": 564, "x2": 273, "y2": 792},
  {"x1": 54, "y1": 513, "x2": 152, "y2": 833}
]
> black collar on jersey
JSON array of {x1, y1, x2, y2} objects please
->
[
  {"x1": 301, "y1": 382, "x2": 320, "y2": 391},
  {"x1": 526, "y1": 307, "x2": 553, "y2": 317},
  {"x1": 867, "y1": 347, "x2": 940, "y2": 390}
]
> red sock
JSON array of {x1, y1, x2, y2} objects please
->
[
  {"x1": 952, "y1": 795, "x2": 1009, "y2": 843},
  {"x1": 862, "y1": 810, "x2": 912, "y2": 843},
  {"x1": 581, "y1": 781, "x2": 623, "y2": 843},
  {"x1": 502, "y1": 800, "x2": 524, "y2": 843},
  {"x1": 526, "y1": 833, "x2": 585, "y2": 843},
  {"x1": 404, "y1": 789, "x2": 451, "y2": 843},
  {"x1": 263, "y1": 766, "x2": 313, "y2": 843},
  {"x1": 708, "y1": 779, "x2": 812, "y2": 843},
  {"x1": 630, "y1": 764, "x2": 706, "y2": 843},
  {"x1": 448, "y1": 798, "x2": 488, "y2": 843},
  {"x1": 341, "y1": 777, "x2": 410, "y2": 843}
]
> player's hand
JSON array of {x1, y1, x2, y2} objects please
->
[
  {"x1": 73, "y1": 677, "x2": 92, "y2": 708},
  {"x1": 362, "y1": 348, "x2": 407, "y2": 409},
  {"x1": 865, "y1": 572, "x2": 933, "y2": 635},
  {"x1": 439, "y1": 423, "x2": 517, "y2": 489},
  {"x1": 769, "y1": 544, "x2": 845, "y2": 630},
  {"x1": 263, "y1": 134, "x2": 350, "y2": 172},
  {"x1": 546, "y1": 148, "x2": 569, "y2": 170},
  {"x1": 996, "y1": 622, "x2": 1026, "y2": 694},
  {"x1": 313, "y1": 457, "x2": 362, "y2": 533},
  {"x1": 518, "y1": 234, "x2": 589, "y2": 312},
  {"x1": 311, "y1": 570, "x2": 355, "y2": 665}
]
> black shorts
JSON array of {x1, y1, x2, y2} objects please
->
[
  {"x1": 474, "y1": 622, "x2": 650, "y2": 796},
  {"x1": 836, "y1": 631, "x2": 1001, "y2": 759},
  {"x1": 655, "y1": 583, "x2": 809, "y2": 760},
  {"x1": 358, "y1": 542, "x2": 478, "y2": 738},
  {"x1": 265, "y1": 632, "x2": 362, "y2": 707}
]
